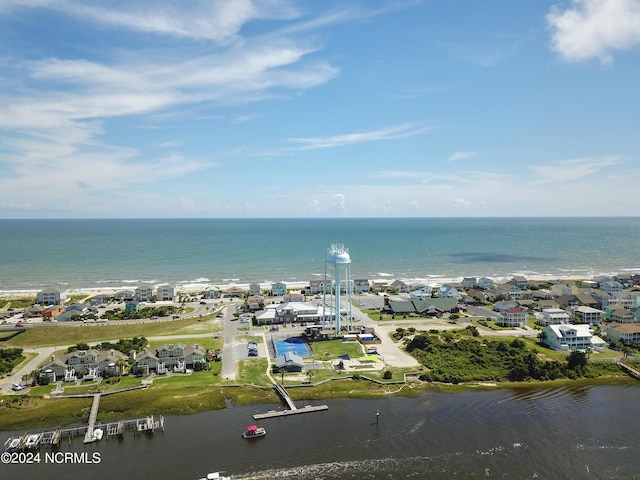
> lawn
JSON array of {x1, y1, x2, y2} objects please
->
[
  {"x1": 4, "y1": 315, "x2": 224, "y2": 348},
  {"x1": 310, "y1": 339, "x2": 364, "y2": 360}
]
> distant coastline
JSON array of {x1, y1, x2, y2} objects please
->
[{"x1": 2, "y1": 217, "x2": 640, "y2": 293}]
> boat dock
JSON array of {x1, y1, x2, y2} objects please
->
[
  {"x1": 4, "y1": 415, "x2": 165, "y2": 452},
  {"x1": 83, "y1": 393, "x2": 102, "y2": 443},
  {"x1": 252, "y1": 384, "x2": 328, "y2": 419},
  {"x1": 619, "y1": 361, "x2": 640, "y2": 380}
]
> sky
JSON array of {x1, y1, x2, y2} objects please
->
[{"x1": 1, "y1": 0, "x2": 640, "y2": 219}]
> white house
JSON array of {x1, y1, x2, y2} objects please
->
[
  {"x1": 36, "y1": 288, "x2": 68, "y2": 306},
  {"x1": 497, "y1": 306, "x2": 527, "y2": 328},
  {"x1": 353, "y1": 279, "x2": 371, "y2": 294},
  {"x1": 249, "y1": 282, "x2": 262, "y2": 296},
  {"x1": 551, "y1": 284, "x2": 573, "y2": 297},
  {"x1": 573, "y1": 306, "x2": 604, "y2": 325},
  {"x1": 437, "y1": 285, "x2": 462, "y2": 300},
  {"x1": 462, "y1": 277, "x2": 477, "y2": 289},
  {"x1": 539, "y1": 308, "x2": 571, "y2": 326},
  {"x1": 156, "y1": 284, "x2": 175, "y2": 301},
  {"x1": 542, "y1": 324, "x2": 606, "y2": 352},
  {"x1": 390, "y1": 280, "x2": 409, "y2": 294},
  {"x1": 135, "y1": 286, "x2": 154, "y2": 302}
]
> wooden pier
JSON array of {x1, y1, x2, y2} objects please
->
[
  {"x1": 4, "y1": 415, "x2": 165, "y2": 452},
  {"x1": 618, "y1": 361, "x2": 640, "y2": 380},
  {"x1": 252, "y1": 384, "x2": 328, "y2": 419}
]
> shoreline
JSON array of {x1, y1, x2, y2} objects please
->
[{"x1": 0, "y1": 273, "x2": 617, "y2": 299}]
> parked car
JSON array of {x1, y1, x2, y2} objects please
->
[
  {"x1": 248, "y1": 349, "x2": 258, "y2": 357},
  {"x1": 172, "y1": 315, "x2": 180, "y2": 319}
]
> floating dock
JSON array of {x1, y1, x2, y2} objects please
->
[
  {"x1": 252, "y1": 384, "x2": 328, "y2": 419},
  {"x1": 4, "y1": 415, "x2": 165, "y2": 452}
]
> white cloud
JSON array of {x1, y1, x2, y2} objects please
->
[
  {"x1": 332, "y1": 193, "x2": 347, "y2": 211},
  {"x1": 528, "y1": 155, "x2": 623, "y2": 184},
  {"x1": 1, "y1": 0, "x2": 300, "y2": 43},
  {"x1": 284, "y1": 124, "x2": 433, "y2": 151},
  {"x1": 547, "y1": 0, "x2": 640, "y2": 63},
  {"x1": 452, "y1": 197, "x2": 472, "y2": 208},
  {"x1": 448, "y1": 151, "x2": 476, "y2": 162}
]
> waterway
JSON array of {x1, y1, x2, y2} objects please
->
[{"x1": 3, "y1": 385, "x2": 639, "y2": 479}]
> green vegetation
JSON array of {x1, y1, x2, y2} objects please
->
[
  {"x1": 102, "y1": 305, "x2": 179, "y2": 321},
  {"x1": 3, "y1": 314, "x2": 223, "y2": 348},
  {"x1": 403, "y1": 328, "x2": 624, "y2": 384},
  {"x1": 0, "y1": 296, "x2": 36, "y2": 309},
  {"x1": 0, "y1": 347, "x2": 24, "y2": 376}
]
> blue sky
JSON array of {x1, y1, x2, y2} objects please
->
[{"x1": 1, "y1": 0, "x2": 639, "y2": 218}]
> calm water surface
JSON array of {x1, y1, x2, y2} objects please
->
[{"x1": 3, "y1": 386, "x2": 639, "y2": 480}]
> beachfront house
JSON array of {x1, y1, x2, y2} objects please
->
[
  {"x1": 203, "y1": 289, "x2": 220, "y2": 299},
  {"x1": 271, "y1": 281, "x2": 287, "y2": 297},
  {"x1": 90, "y1": 294, "x2": 112, "y2": 306},
  {"x1": 135, "y1": 286, "x2": 154, "y2": 302},
  {"x1": 36, "y1": 288, "x2": 68, "y2": 306},
  {"x1": 510, "y1": 276, "x2": 530, "y2": 289},
  {"x1": 541, "y1": 324, "x2": 606, "y2": 352},
  {"x1": 135, "y1": 343, "x2": 207, "y2": 374},
  {"x1": 497, "y1": 306, "x2": 527, "y2": 328},
  {"x1": 538, "y1": 308, "x2": 570, "y2": 326},
  {"x1": 478, "y1": 277, "x2": 494, "y2": 290},
  {"x1": 224, "y1": 286, "x2": 244, "y2": 298},
  {"x1": 605, "y1": 322, "x2": 640, "y2": 345},
  {"x1": 40, "y1": 349, "x2": 126, "y2": 381},
  {"x1": 390, "y1": 280, "x2": 409, "y2": 294},
  {"x1": 462, "y1": 277, "x2": 477, "y2": 289},
  {"x1": 249, "y1": 282, "x2": 262, "y2": 296},
  {"x1": 156, "y1": 284, "x2": 175, "y2": 301},
  {"x1": 308, "y1": 279, "x2": 327, "y2": 295},
  {"x1": 353, "y1": 279, "x2": 371, "y2": 294},
  {"x1": 114, "y1": 290, "x2": 134, "y2": 301}
]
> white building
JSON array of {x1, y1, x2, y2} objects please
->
[
  {"x1": 573, "y1": 306, "x2": 604, "y2": 325},
  {"x1": 497, "y1": 307, "x2": 527, "y2": 328},
  {"x1": 353, "y1": 279, "x2": 371, "y2": 294},
  {"x1": 36, "y1": 288, "x2": 68, "y2": 306},
  {"x1": 156, "y1": 284, "x2": 175, "y2": 301},
  {"x1": 478, "y1": 277, "x2": 494, "y2": 290},
  {"x1": 539, "y1": 308, "x2": 571, "y2": 326},
  {"x1": 135, "y1": 286, "x2": 154, "y2": 302},
  {"x1": 542, "y1": 324, "x2": 606, "y2": 352},
  {"x1": 249, "y1": 282, "x2": 262, "y2": 296}
]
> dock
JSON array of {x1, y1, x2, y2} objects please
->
[
  {"x1": 619, "y1": 361, "x2": 640, "y2": 380},
  {"x1": 4, "y1": 415, "x2": 165, "y2": 452},
  {"x1": 252, "y1": 384, "x2": 328, "y2": 419},
  {"x1": 84, "y1": 393, "x2": 102, "y2": 443}
]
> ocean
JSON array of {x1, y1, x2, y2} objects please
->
[{"x1": 1, "y1": 217, "x2": 639, "y2": 293}]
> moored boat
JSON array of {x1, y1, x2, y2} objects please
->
[
  {"x1": 241, "y1": 425, "x2": 266, "y2": 439},
  {"x1": 198, "y1": 472, "x2": 230, "y2": 480}
]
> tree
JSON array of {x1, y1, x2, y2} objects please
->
[{"x1": 567, "y1": 351, "x2": 587, "y2": 371}]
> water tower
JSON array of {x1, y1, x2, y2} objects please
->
[{"x1": 323, "y1": 243, "x2": 352, "y2": 335}]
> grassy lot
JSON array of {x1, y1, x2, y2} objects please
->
[
  {"x1": 310, "y1": 339, "x2": 364, "y2": 360},
  {"x1": 4, "y1": 315, "x2": 223, "y2": 348}
]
